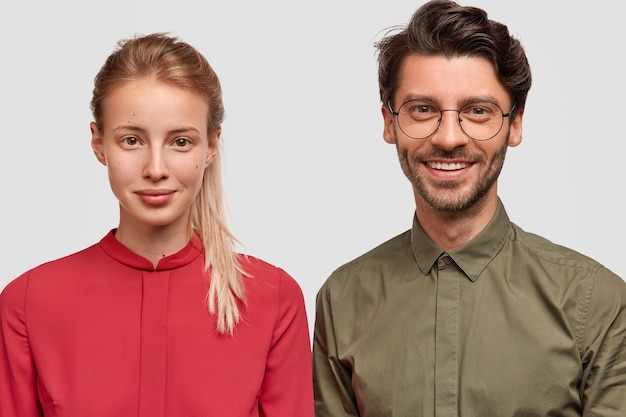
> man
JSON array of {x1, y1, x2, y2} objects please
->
[{"x1": 312, "y1": 1, "x2": 626, "y2": 416}]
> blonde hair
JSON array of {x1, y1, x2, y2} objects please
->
[{"x1": 90, "y1": 33, "x2": 246, "y2": 335}]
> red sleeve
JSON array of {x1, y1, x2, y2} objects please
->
[
  {"x1": 258, "y1": 269, "x2": 315, "y2": 417},
  {"x1": 0, "y1": 274, "x2": 43, "y2": 417}
]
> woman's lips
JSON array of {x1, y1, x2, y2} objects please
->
[{"x1": 136, "y1": 189, "x2": 175, "y2": 206}]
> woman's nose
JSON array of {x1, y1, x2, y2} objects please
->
[{"x1": 143, "y1": 148, "x2": 169, "y2": 180}]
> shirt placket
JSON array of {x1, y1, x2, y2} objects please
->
[
  {"x1": 138, "y1": 270, "x2": 170, "y2": 417},
  {"x1": 434, "y1": 253, "x2": 460, "y2": 417}
]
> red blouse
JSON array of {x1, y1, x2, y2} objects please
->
[{"x1": 0, "y1": 231, "x2": 314, "y2": 417}]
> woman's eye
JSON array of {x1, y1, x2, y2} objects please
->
[
  {"x1": 122, "y1": 136, "x2": 139, "y2": 146},
  {"x1": 174, "y1": 138, "x2": 192, "y2": 147}
]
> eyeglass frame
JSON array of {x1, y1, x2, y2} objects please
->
[{"x1": 388, "y1": 99, "x2": 515, "y2": 141}]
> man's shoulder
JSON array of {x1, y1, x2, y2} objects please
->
[
  {"x1": 322, "y1": 229, "x2": 413, "y2": 290},
  {"x1": 337, "y1": 229, "x2": 412, "y2": 269},
  {"x1": 511, "y1": 223, "x2": 605, "y2": 272}
]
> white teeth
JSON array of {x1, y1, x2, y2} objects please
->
[{"x1": 428, "y1": 161, "x2": 468, "y2": 170}]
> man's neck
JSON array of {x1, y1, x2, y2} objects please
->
[{"x1": 414, "y1": 194, "x2": 499, "y2": 253}]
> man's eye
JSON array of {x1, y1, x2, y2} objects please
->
[
  {"x1": 408, "y1": 104, "x2": 434, "y2": 114},
  {"x1": 405, "y1": 102, "x2": 438, "y2": 120}
]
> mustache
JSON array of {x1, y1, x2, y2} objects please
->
[{"x1": 412, "y1": 148, "x2": 482, "y2": 161}]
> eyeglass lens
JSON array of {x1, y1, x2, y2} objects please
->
[{"x1": 395, "y1": 100, "x2": 507, "y2": 141}]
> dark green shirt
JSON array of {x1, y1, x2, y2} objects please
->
[{"x1": 313, "y1": 201, "x2": 626, "y2": 416}]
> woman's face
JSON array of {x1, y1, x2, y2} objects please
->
[{"x1": 90, "y1": 78, "x2": 217, "y2": 235}]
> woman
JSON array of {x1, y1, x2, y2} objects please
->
[{"x1": 0, "y1": 33, "x2": 314, "y2": 417}]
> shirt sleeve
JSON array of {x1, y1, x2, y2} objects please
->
[
  {"x1": 580, "y1": 267, "x2": 626, "y2": 416},
  {"x1": 258, "y1": 269, "x2": 315, "y2": 417},
  {"x1": 313, "y1": 283, "x2": 359, "y2": 417},
  {"x1": 0, "y1": 274, "x2": 43, "y2": 417}
]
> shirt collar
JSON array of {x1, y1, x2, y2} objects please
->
[
  {"x1": 98, "y1": 229, "x2": 204, "y2": 271},
  {"x1": 410, "y1": 199, "x2": 512, "y2": 281}
]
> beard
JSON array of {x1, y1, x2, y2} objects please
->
[{"x1": 396, "y1": 132, "x2": 509, "y2": 212}]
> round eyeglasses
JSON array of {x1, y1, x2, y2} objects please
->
[{"x1": 389, "y1": 100, "x2": 513, "y2": 141}]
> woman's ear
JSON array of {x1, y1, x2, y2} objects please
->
[
  {"x1": 90, "y1": 122, "x2": 107, "y2": 165},
  {"x1": 204, "y1": 130, "x2": 220, "y2": 168}
]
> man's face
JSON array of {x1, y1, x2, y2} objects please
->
[{"x1": 382, "y1": 53, "x2": 523, "y2": 213}]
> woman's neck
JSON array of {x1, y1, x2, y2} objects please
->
[{"x1": 114, "y1": 222, "x2": 192, "y2": 268}]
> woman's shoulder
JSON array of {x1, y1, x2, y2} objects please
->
[
  {"x1": 236, "y1": 255, "x2": 308, "y2": 337},
  {"x1": 3, "y1": 241, "x2": 103, "y2": 290},
  {"x1": 22, "y1": 243, "x2": 102, "y2": 277},
  {"x1": 239, "y1": 254, "x2": 282, "y2": 275},
  {"x1": 238, "y1": 254, "x2": 304, "y2": 301},
  {"x1": 1, "y1": 242, "x2": 102, "y2": 307}
]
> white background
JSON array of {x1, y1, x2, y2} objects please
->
[{"x1": 1, "y1": 0, "x2": 624, "y2": 329}]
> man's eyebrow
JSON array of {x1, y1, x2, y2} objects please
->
[{"x1": 396, "y1": 94, "x2": 507, "y2": 110}]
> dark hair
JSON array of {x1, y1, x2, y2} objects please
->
[{"x1": 376, "y1": 0, "x2": 531, "y2": 118}]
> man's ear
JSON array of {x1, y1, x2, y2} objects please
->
[
  {"x1": 90, "y1": 122, "x2": 107, "y2": 165},
  {"x1": 508, "y1": 108, "x2": 523, "y2": 148},
  {"x1": 382, "y1": 105, "x2": 397, "y2": 144}
]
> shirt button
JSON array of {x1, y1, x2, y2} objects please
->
[{"x1": 442, "y1": 255, "x2": 453, "y2": 265}]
